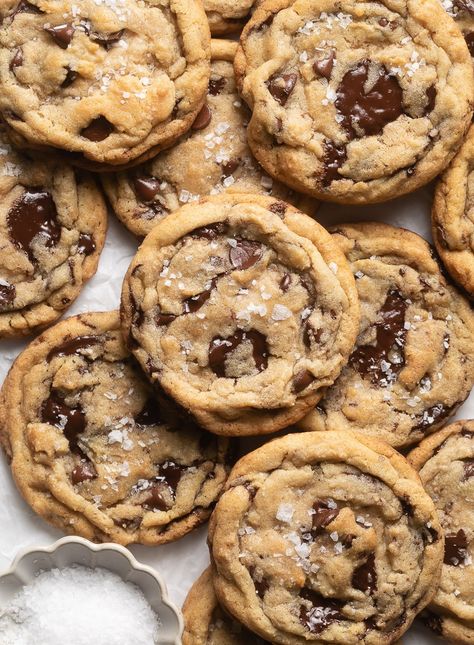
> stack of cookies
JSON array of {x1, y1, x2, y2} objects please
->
[{"x1": 1, "y1": 0, "x2": 474, "y2": 643}]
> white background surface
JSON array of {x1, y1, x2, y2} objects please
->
[{"x1": 0, "y1": 182, "x2": 469, "y2": 644}]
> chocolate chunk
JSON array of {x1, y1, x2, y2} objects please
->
[
  {"x1": 249, "y1": 566, "x2": 268, "y2": 598},
  {"x1": 335, "y1": 60, "x2": 403, "y2": 138},
  {"x1": 465, "y1": 33, "x2": 474, "y2": 57},
  {"x1": 311, "y1": 499, "x2": 339, "y2": 534},
  {"x1": 221, "y1": 159, "x2": 240, "y2": 178},
  {"x1": 209, "y1": 76, "x2": 226, "y2": 96},
  {"x1": 10, "y1": 48, "x2": 23, "y2": 71},
  {"x1": 313, "y1": 50, "x2": 335, "y2": 79},
  {"x1": 61, "y1": 67, "x2": 78, "y2": 88},
  {"x1": 133, "y1": 176, "x2": 161, "y2": 203},
  {"x1": 11, "y1": 0, "x2": 42, "y2": 16},
  {"x1": 455, "y1": 0, "x2": 474, "y2": 12},
  {"x1": 303, "y1": 321, "x2": 321, "y2": 349},
  {"x1": 8, "y1": 189, "x2": 61, "y2": 263},
  {"x1": 280, "y1": 273, "x2": 291, "y2": 291},
  {"x1": 190, "y1": 222, "x2": 227, "y2": 240},
  {"x1": 299, "y1": 588, "x2": 344, "y2": 634},
  {"x1": 143, "y1": 484, "x2": 169, "y2": 511},
  {"x1": 463, "y1": 460, "x2": 474, "y2": 480},
  {"x1": 266, "y1": 73, "x2": 297, "y2": 106},
  {"x1": 81, "y1": 116, "x2": 114, "y2": 141},
  {"x1": 192, "y1": 104, "x2": 212, "y2": 130},
  {"x1": 209, "y1": 329, "x2": 268, "y2": 377},
  {"x1": 183, "y1": 277, "x2": 217, "y2": 313},
  {"x1": 412, "y1": 403, "x2": 454, "y2": 433},
  {"x1": 0, "y1": 282, "x2": 15, "y2": 309},
  {"x1": 135, "y1": 397, "x2": 162, "y2": 425},
  {"x1": 444, "y1": 529, "x2": 468, "y2": 566},
  {"x1": 293, "y1": 369, "x2": 315, "y2": 393},
  {"x1": 76, "y1": 233, "x2": 95, "y2": 256},
  {"x1": 155, "y1": 310, "x2": 176, "y2": 326},
  {"x1": 423, "y1": 611, "x2": 443, "y2": 635},
  {"x1": 90, "y1": 29, "x2": 124, "y2": 48},
  {"x1": 47, "y1": 335, "x2": 99, "y2": 361},
  {"x1": 41, "y1": 390, "x2": 86, "y2": 453},
  {"x1": 425, "y1": 85, "x2": 437, "y2": 114},
  {"x1": 352, "y1": 553, "x2": 377, "y2": 594},
  {"x1": 322, "y1": 140, "x2": 347, "y2": 186},
  {"x1": 229, "y1": 239, "x2": 263, "y2": 270},
  {"x1": 44, "y1": 23, "x2": 75, "y2": 49},
  {"x1": 349, "y1": 289, "x2": 407, "y2": 385},
  {"x1": 269, "y1": 201, "x2": 287, "y2": 217},
  {"x1": 72, "y1": 460, "x2": 97, "y2": 484},
  {"x1": 158, "y1": 461, "x2": 184, "y2": 494}
]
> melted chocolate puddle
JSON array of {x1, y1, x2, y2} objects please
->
[
  {"x1": 352, "y1": 553, "x2": 377, "y2": 594},
  {"x1": 41, "y1": 390, "x2": 86, "y2": 453},
  {"x1": 46, "y1": 335, "x2": 99, "y2": 361},
  {"x1": 209, "y1": 329, "x2": 268, "y2": 377}
]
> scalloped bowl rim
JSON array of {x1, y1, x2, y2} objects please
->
[{"x1": 0, "y1": 536, "x2": 183, "y2": 644}]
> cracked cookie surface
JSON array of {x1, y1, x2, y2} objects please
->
[
  {"x1": 234, "y1": 0, "x2": 473, "y2": 204},
  {"x1": 299, "y1": 222, "x2": 474, "y2": 448},
  {"x1": 102, "y1": 40, "x2": 317, "y2": 239},
  {"x1": 120, "y1": 193, "x2": 359, "y2": 436},
  {"x1": 183, "y1": 567, "x2": 270, "y2": 644},
  {"x1": 0, "y1": 129, "x2": 106, "y2": 338},
  {"x1": 432, "y1": 125, "x2": 474, "y2": 297},
  {"x1": 208, "y1": 430, "x2": 443, "y2": 644},
  {"x1": 408, "y1": 420, "x2": 474, "y2": 644},
  {"x1": 0, "y1": 0, "x2": 210, "y2": 169},
  {"x1": 0, "y1": 311, "x2": 230, "y2": 545}
]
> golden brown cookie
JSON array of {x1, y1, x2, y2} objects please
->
[
  {"x1": 0, "y1": 311, "x2": 231, "y2": 545},
  {"x1": 120, "y1": 193, "x2": 360, "y2": 436},
  {"x1": 234, "y1": 0, "x2": 473, "y2": 204},
  {"x1": 0, "y1": 0, "x2": 211, "y2": 170},
  {"x1": 209, "y1": 430, "x2": 443, "y2": 644},
  {"x1": 299, "y1": 222, "x2": 474, "y2": 448}
]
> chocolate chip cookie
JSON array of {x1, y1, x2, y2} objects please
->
[
  {"x1": 432, "y1": 125, "x2": 474, "y2": 297},
  {"x1": 208, "y1": 430, "x2": 443, "y2": 644},
  {"x1": 0, "y1": 0, "x2": 211, "y2": 169},
  {"x1": 234, "y1": 0, "x2": 474, "y2": 204},
  {"x1": 299, "y1": 222, "x2": 474, "y2": 448},
  {"x1": 0, "y1": 130, "x2": 107, "y2": 338},
  {"x1": 441, "y1": 0, "x2": 474, "y2": 59},
  {"x1": 183, "y1": 567, "x2": 270, "y2": 644},
  {"x1": 102, "y1": 40, "x2": 317, "y2": 239},
  {"x1": 408, "y1": 420, "x2": 474, "y2": 644},
  {"x1": 121, "y1": 193, "x2": 360, "y2": 436},
  {"x1": 0, "y1": 311, "x2": 230, "y2": 545},
  {"x1": 205, "y1": 0, "x2": 257, "y2": 35}
]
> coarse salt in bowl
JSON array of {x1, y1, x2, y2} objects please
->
[{"x1": 0, "y1": 536, "x2": 183, "y2": 645}]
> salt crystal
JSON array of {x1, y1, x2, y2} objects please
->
[
  {"x1": 276, "y1": 503, "x2": 294, "y2": 523},
  {"x1": 272, "y1": 304, "x2": 292, "y2": 321},
  {"x1": 0, "y1": 566, "x2": 160, "y2": 645}
]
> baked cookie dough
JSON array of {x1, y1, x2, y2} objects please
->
[
  {"x1": 205, "y1": 0, "x2": 256, "y2": 35},
  {"x1": 299, "y1": 222, "x2": 474, "y2": 448},
  {"x1": 0, "y1": 311, "x2": 230, "y2": 545},
  {"x1": 183, "y1": 567, "x2": 270, "y2": 644},
  {"x1": 234, "y1": 0, "x2": 474, "y2": 203},
  {"x1": 121, "y1": 193, "x2": 359, "y2": 436},
  {"x1": 0, "y1": 0, "x2": 211, "y2": 169},
  {"x1": 408, "y1": 420, "x2": 474, "y2": 644},
  {"x1": 102, "y1": 40, "x2": 317, "y2": 239},
  {"x1": 440, "y1": 0, "x2": 474, "y2": 58},
  {"x1": 0, "y1": 130, "x2": 106, "y2": 338},
  {"x1": 432, "y1": 124, "x2": 474, "y2": 297},
  {"x1": 209, "y1": 430, "x2": 443, "y2": 644}
]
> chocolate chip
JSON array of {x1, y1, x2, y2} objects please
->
[
  {"x1": 249, "y1": 566, "x2": 268, "y2": 599},
  {"x1": 352, "y1": 553, "x2": 377, "y2": 594},
  {"x1": 412, "y1": 403, "x2": 454, "y2": 433},
  {"x1": 303, "y1": 321, "x2": 321, "y2": 349},
  {"x1": 135, "y1": 397, "x2": 162, "y2": 425},
  {"x1": 133, "y1": 176, "x2": 162, "y2": 203},
  {"x1": 155, "y1": 311, "x2": 176, "y2": 326},
  {"x1": 465, "y1": 32, "x2": 474, "y2": 57},
  {"x1": 76, "y1": 233, "x2": 95, "y2": 256},
  {"x1": 378, "y1": 17, "x2": 388, "y2": 26},
  {"x1": 425, "y1": 85, "x2": 436, "y2": 114},
  {"x1": 266, "y1": 73, "x2": 297, "y2": 106},
  {"x1": 293, "y1": 369, "x2": 315, "y2": 393},
  {"x1": 0, "y1": 282, "x2": 15, "y2": 309},
  {"x1": 322, "y1": 140, "x2": 347, "y2": 186},
  {"x1": 229, "y1": 239, "x2": 263, "y2": 270},
  {"x1": 269, "y1": 201, "x2": 287, "y2": 217},
  {"x1": 444, "y1": 529, "x2": 468, "y2": 566},
  {"x1": 311, "y1": 499, "x2": 339, "y2": 534},
  {"x1": 183, "y1": 277, "x2": 217, "y2": 313},
  {"x1": 61, "y1": 67, "x2": 78, "y2": 88},
  {"x1": 72, "y1": 460, "x2": 97, "y2": 484},
  {"x1": 209, "y1": 76, "x2": 226, "y2": 96},
  {"x1": 280, "y1": 273, "x2": 291, "y2": 291},
  {"x1": 143, "y1": 483, "x2": 170, "y2": 511},
  {"x1": 463, "y1": 460, "x2": 474, "y2": 480},
  {"x1": 335, "y1": 60, "x2": 403, "y2": 138},
  {"x1": 11, "y1": 0, "x2": 43, "y2": 17},
  {"x1": 190, "y1": 222, "x2": 227, "y2": 240},
  {"x1": 44, "y1": 23, "x2": 75, "y2": 48},
  {"x1": 192, "y1": 104, "x2": 212, "y2": 130},
  {"x1": 47, "y1": 335, "x2": 99, "y2": 361},
  {"x1": 90, "y1": 29, "x2": 124, "y2": 49},
  {"x1": 221, "y1": 159, "x2": 240, "y2": 178},
  {"x1": 81, "y1": 116, "x2": 114, "y2": 141},
  {"x1": 41, "y1": 390, "x2": 86, "y2": 453},
  {"x1": 209, "y1": 329, "x2": 268, "y2": 377},
  {"x1": 9, "y1": 48, "x2": 23, "y2": 71},
  {"x1": 313, "y1": 50, "x2": 335, "y2": 79},
  {"x1": 299, "y1": 588, "x2": 344, "y2": 634},
  {"x1": 7, "y1": 189, "x2": 61, "y2": 263},
  {"x1": 349, "y1": 289, "x2": 407, "y2": 385}
]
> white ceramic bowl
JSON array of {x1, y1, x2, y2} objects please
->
[{"x1": 0, "y1": 536, "x2": 183, "y2": 644}]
